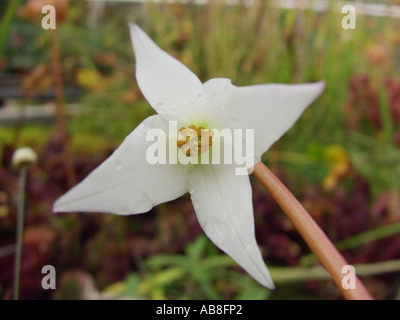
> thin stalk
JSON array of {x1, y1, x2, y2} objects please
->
[
  {"x1": 50, "y1": 27, "x2": 76, "y2": 188},
  {"x1": 13, "y1": 165, "x2": 27, "y2": 300},
  {"x1": 252, "y1": 162, "x2": 373, "y2": 300}
]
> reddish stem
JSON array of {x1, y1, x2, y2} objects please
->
[{"x1": 253, "y1": 162, "x2": 373, "y2": 300}]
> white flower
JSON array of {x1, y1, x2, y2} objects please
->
[{"x1": 53, "y1": 24, "x2": 325, "y2": 289}]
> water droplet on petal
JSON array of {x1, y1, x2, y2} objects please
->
[
  {"x1": 245, "y1": 244, "x2": 256, "y2": 256},
  {"x1": 206, "y1": 218, "x2": 229, "y2": 246},
  {"x1": 155, "y1": 99, "x2": 169, "y2": 112},
  {"x1": 195, "y1": 93, "x2": 203, "y2": 101}
]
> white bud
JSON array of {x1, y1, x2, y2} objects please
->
[{"x1": 12, "y1": 147, "x2": 38, "y2": 168}]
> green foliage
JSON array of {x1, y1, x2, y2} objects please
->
[
  {"x1": 102, "y1": 234, "x2": 400, "y2": 300},
  {"x1": 103, "y1": 235, "x2": 263, "y2": 300}
]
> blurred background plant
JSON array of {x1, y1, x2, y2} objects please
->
[{"x1": 0, "y1": 0, "x2": 400, "y2": 300}]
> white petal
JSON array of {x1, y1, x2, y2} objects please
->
[
  {"x1": 129, "y1": 23, "x2": 203, "y2": 114},
  {"x1": 54, "y1": 115, "x2": 188, "y2": 215},
  {"x1": 204, "y1": 79, "x2": 325, "y2": 159},
  {"x1": 188, "y1": 164, "x2": 274, "y2": 289}
]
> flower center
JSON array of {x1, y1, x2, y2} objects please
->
[{"x1": 177, "y1": 125, "x2": 214, "y2": 157}]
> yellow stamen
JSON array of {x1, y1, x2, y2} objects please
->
[{"x1": 177, "y1": 124, "x2": 214, "y2": 157}]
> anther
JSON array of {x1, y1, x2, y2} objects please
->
[{"x1": 177, "y1": 125, "x2": 214, "y2": 157}]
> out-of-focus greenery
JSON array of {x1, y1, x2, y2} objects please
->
[
  {"x1": 102, "y1": 234, "x2": 400, "y2": 300},
  {"x1": 1, "y1": 0, "x2": 400, "y2": 300},
  {"x1": 3, "y1": 0, "x2": 400, "y2": 194},
  {"x1": 104, "y1": 235, "x2": 271, "y2": 300}
]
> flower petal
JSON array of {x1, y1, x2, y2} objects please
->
[
  {"x1": 204, "y1": 79, "x2": 325, "y2": 160},
  {"x1": 129, "y1": 23, "x2": 204, "y2": 114},
  {"x1": 53, "y1": 115, "x2": 188, "y2": 215},
  {"x1": 188, "y1": 164, "x2": 274, "y2": 288}
]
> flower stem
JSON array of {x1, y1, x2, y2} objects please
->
[
  {"x1": 252, "y1": 162, "x2": 373, "y2": 300},
  {"x1": 13, "y1": 165, "x2": 27, "y2": 300}
]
